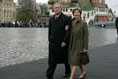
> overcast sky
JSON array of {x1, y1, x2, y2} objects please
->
[{"x1": 14, "y1": 0, "x2": 118, "y2": 16}]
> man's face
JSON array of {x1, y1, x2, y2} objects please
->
[{"x1": 54, "y1": 5, "x2": 61, "y2": 14}]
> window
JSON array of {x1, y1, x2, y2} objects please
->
[
  {"x1": 70, "y1": 9, "x2": 72, "y2": 12},
  {"x1": 66, "y1": 9, "x2": 68, "y2": 12},
  {"x1": 63, "y1": 9, "x2": 65, "y2": 12},
  {"x1": 4, "y1": 9, "x2": 6, "y2": 18}
]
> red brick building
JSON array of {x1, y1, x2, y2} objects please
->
[
  {"x1": 48, "y1": 0, "x2": 78, "y2": 8},
  {"x1": 48, "y1": 0, "x2": 112, "y2": 22},
  {"x1": 91, "y1": 0, "x2": 110, "y2": 22},
  {"x1": 48, "y1": 0, "x2": 107, "y2": 10},
  {"x1": 91, "y1": 0, "x2": 109, "y2": 22},
  {"x1": 91, "y1": 0, "x2": 106, "y2": 8}
]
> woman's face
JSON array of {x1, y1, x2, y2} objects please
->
[{"x1": 73, "y1": 10, "x2": 81, "y2": 19}]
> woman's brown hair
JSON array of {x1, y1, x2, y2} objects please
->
[{"x1": 72, "y1": 7, "x2": 82, "y2": 15}]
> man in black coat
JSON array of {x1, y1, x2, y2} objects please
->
[
  {"x1": 46, "y1": 3, "x2": 71, "y2": 79},
  {"x1": 115, "y1": 17, "x2": 118, "y2": 35}
]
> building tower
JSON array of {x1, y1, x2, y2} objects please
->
[
  {"x1": 78, "y1": 0, "x2": 92, "y2": 10},
  {"x1": 91, "y1": 0, "x2": 106, "y2": 8}
]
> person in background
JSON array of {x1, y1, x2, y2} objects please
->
[{"x1": 115, "y1": 17, "x2": 118, "y2": 35}]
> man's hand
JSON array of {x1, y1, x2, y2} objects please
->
[
  {"x1": 83, "y1": 49, "x2": 88, "y2": 53},
  {"x1": 61, "y1": 42, "x2": 66, "y2": 47},
  {"x1": 65, "y1": 25, "x2": 69, "y2": 31}
]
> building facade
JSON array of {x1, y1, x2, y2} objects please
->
[
  {"x1": 78, "y1": 0, "x2": 91, "y2": 10},
  {"x1": 48, "y1": 0, "x2": 78, "y2": 8},
  {"x1": 78, "y1": 0, "x2": 111, "y2": 22},
  {"x1": 91, "y1": 0, "x2": 106, "y2": 8},
  {"x1": 48, "y1": 0, "x2": 113, "y2": 22},
  {"x1": 0, "y1": 0, "x2": 16, "y2": 23}
]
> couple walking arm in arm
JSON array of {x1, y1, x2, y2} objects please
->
[{"x1": 46, "y1": 3, "x2": 89, "y2": 79}]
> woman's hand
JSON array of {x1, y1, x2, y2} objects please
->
[
  {"x1": 61, "y1": 42, "x2": 66, "y2": 47},
  {"x1": 65, "y1": 25, "x2": 69, "y2": 31}
]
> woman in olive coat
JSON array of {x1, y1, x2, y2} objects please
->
[{"x1": 68, "y1": 7, "x2": 89, "y2": 79}]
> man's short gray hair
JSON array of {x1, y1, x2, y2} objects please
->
[{"x1": 53, "y1": 3, "x2": 62, "y2": 9}]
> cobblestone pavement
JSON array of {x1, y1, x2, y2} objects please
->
[{"x1": 0, "y1": 27, "x2": 118, "y2": 68}]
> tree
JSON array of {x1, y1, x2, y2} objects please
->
[
  {"x1": 16, "y1": 0, "x2": 37, "y2": 21},
  {"x1": 109, "y1": 8, "x2": 113, "y2": 15},
  {"x1": 39, "y1": 3, "x2": 49, "y2": 16}
]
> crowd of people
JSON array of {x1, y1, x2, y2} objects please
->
[{"x1": 0, "y1": 21, "x2": 48, "y2": 28}]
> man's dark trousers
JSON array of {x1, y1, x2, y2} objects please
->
[{"x1": 46, "y1": 63, "x2": 71, "y2": 79}]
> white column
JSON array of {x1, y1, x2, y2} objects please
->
[{"x1": 99, "y1": 0, "x2": 101, "y2": 3}]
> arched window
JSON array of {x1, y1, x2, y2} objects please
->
[
  {"x1": 70, "y1": 9, "x2": 72, "y2": 12},
  {"x1": 66, "y1": 9, "x2": 68, "y2": 12},
  {"x1": 4, "y1": 9, "x2": 6, "y2": 18},
  {"x1": 63, "y1": 9, "x2": 65, "y2": 12}
]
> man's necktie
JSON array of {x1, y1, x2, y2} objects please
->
[{"x1": 55, "y1": 15, "x2": 58, "y2": 21}]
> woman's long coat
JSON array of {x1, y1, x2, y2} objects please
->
[
  {"x1": 68, "y1": 19, "x2": 89, "y2": 65},
  {"x1": 48, "y1": 13, "x2": 71, "y2": 64}
]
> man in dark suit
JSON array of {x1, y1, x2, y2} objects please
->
[
  {"x1": 46, "y1": 3, "x2": 71, "y2": 79},
  {"x1": 115, "y1": 17, "x2": 118, "y2": 35}
]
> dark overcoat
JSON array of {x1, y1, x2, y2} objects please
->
[
  {"x1": 48, "y1": 13, "x2": 71, "y2": 64},
  {"x1": 115, "y1": 17, "x2": 118, "y2": 29}
]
